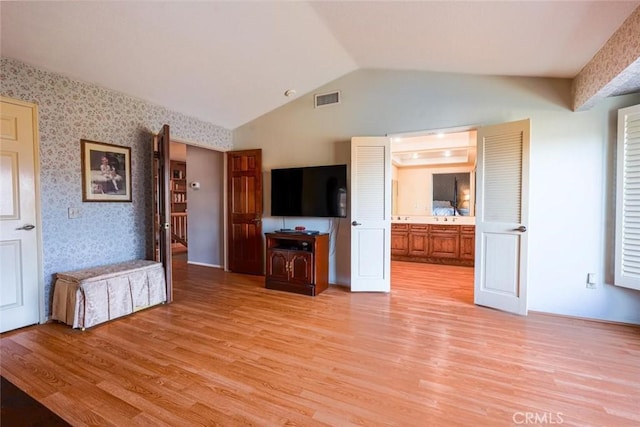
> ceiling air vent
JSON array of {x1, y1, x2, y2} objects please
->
[{"x1": 314, "y1": 91, "x2": 341, "y2": 108}]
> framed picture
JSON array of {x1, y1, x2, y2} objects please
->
[{"x1": 81, "y1": 139, "x2": 132, "y2": 202}]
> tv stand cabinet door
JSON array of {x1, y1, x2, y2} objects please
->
[
  {"x1": 289, "y1": 252, "x2": 313, "y2": 286},
  {"x1": 266, "y1": 249, "x2": 289, "y2": 282}
]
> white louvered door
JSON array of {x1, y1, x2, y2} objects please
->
[
  {"x1": 350, "y1": 137, "x2": 391, "y2": 292},
  {"x1": 615, "y1": 104, "x2": 640, "y2": 291},
  {"x1": 475, "y1": 119, "x2": 530, "y2": 315}
]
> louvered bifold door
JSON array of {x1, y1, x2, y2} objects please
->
[
  {"x1": 474, "y1": 119, "x2": 530, "y2": 315},
  {"x1": 615, "y1": 104, "x2": 640, "y2": 291}
]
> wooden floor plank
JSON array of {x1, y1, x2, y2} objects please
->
[{"x1": 1, "y1": 260, "x2": 639, "y2": 426}]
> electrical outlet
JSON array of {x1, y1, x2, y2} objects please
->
[
  {"x1": 68, "y1": 207, "x2": 81, "y2": 219},
  {"x1": 586, "y1": 273, "x2": 597, "y2": 289}
]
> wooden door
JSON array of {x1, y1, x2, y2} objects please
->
[
  {"x1": 227, "y1": 149, "x2": 263, "y2": 275},
  {"x1": 350, "y1": 137, "x2": 391, "y2": 292},
  {"x1": 156, "y1": 125, "x2": 173, "y2": 303},
  {"x1": 0, "y1": 97, "x2": 43, "y2": 333},
  {"x1": 475, "y1": 119, "x2": 530, "y2": 315}
]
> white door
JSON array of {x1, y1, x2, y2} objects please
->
[
  {"x1": 0, "y1": 97, "x2": 42, "y2": 332},
  {"x1": 474, "y1": 119, "x2": 530, "y2": 315},
  {"x1": 350, "y1": 137, "x2": 391, "y2": 292}
]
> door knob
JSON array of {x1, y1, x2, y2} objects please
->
[
  {"x1": 514, "y1": 225, "x2": 527, "y2": 232},
  {"x1": 15, "y1": 224, "x2": 35, "y2": 231},
  {"x1": 352, "y1": 221, "x2": 361, "y2": 226}
]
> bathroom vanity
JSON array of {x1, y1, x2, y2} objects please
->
[{"x1": 391, "y1": 217, "x2": 474, "y2": 266}]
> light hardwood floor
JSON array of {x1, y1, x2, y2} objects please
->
[{"x1": 1, "y1": 260, "x2": 639, "y2": 426}]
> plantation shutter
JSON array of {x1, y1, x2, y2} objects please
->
[{"x1": 615, "y1": 104, "x2": 640, "y2": 291}]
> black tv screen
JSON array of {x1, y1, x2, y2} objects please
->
[{"x1": 271, "y1": 165, "x2": 347, "y2": 218}]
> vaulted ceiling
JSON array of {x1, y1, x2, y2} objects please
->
[{"x1": 1, "y1": 1, "x2": 639, "y2": 129}]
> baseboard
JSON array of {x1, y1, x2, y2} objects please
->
[
  {"x1": 529, "y1": 310, "x2": 639, "y2": 327},
  {"x1": 187, "y1": 261, "x2": 222, "y2": 269},
  {"x1": 330, "y1": 282, "x2": 349, "y2": 289}
]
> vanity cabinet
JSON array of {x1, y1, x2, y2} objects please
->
[
  {"x1": 408, "y1": 223, "x2": 429, "y2": 257},
  {"x1": 459, "y1": 226, "x2": 475, "y2": 261},
  {"x1": 391, "y1": 223, "x2": 409, "y2": 256},
  {"x1": 428, "y1": 225, "x2": 460, "y2": 259},
  {"x1": 391, "y1": 224, "x2": 474, "y2": 266}
]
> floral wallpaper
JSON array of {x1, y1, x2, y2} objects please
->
[
  {"x1": 573, "y1": 7, "x2": 640, "y2": 110},
  {"x1": 0, "y1": 57, "x2": 232, "y2": 316}
]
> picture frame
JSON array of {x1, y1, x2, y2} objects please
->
[{"x1": 81, "y1": 139, "x2": 132, "y2": 202}]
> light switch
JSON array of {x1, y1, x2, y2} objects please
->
[
  {"x1": 586, "y1": 273, "x2": 597, "y2": 288},
  {"x1": 68, "y1": 207, "x2": 81, "y2": 219}
]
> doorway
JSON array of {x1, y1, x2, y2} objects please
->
[
  {"x1": 170, "y1": 142, "x2": 188, "y2": 260},
  {"x1": 390, "y1": 127, "x2": 477, "y2": 300},
  {"x1": 153, "y1": 137, "x2": 225, "y2": 282},
  {"x1": 384, "y1": 119, "x2": 530, "y2": 315},
  {"x1": 391, "y1": 261, "x2": 474, "y2": 305}
]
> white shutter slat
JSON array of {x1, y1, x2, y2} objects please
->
[
  {"x1": 482, "y1": 130, "x2": 523, "y2": 223},
  {"x1": 615, "y1": 104, "x2": 640, "y2": 290},
  {"x1": 355, "y1": 146, "x2": 385, "y2": 221}
]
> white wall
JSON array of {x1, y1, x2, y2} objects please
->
[
  {"x1": 233, "y1": 69, "x2": 640, "y2": 324},
  {"x1": 526, "y1": 101, "x2": 640, "y2": 324},
  {"x1": 186, "y1": 145, "x2": 224, "y2": 267}
]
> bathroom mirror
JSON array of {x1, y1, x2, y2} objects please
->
[
  {"x1": 432, "y1": 172, "x2": 472, "y2": 216},
  {"x1": 390, "y1": 128, "x2": 477, "y2": 218}
]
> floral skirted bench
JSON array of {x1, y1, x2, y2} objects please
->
[{"x1": 52, "y1": 260, "x2": 166, "y2": 330}]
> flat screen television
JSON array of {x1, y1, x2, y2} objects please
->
[{"x1": 271, "y1": 164, "x2": 347, "y2": 218}]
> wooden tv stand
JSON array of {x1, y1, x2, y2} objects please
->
[{"x1": 265, "y1": 232, "x2": 329, "y2": 296}]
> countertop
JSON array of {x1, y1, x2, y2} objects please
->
[{"x1": 391, "y1": 216, "x2": 475, "y2": 225}]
